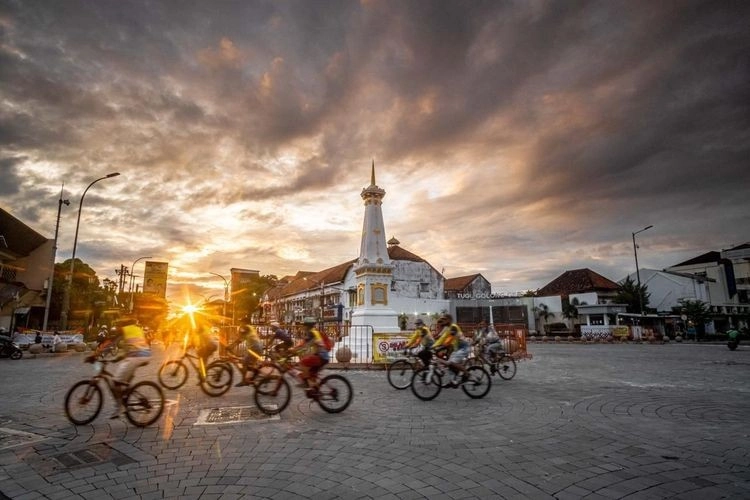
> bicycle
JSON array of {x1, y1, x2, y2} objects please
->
[
  {"x1": 387, "y1": 349, "x2": 425, "y2": 390},
  {"x1": 411, "y1": 354, "x2": 491, "y2": 401},
  {"x1": 64, "y1": 357, "x2": 164, "y2": 427},
  {"x1": 469, "y1": 341, "x2": 517, "y2": 380},
  {"x1": 98, "y1": 341, "x2": 119, "y2": 360},
  {"x1": 211, "y1": 343, "x2": 287, "y2": 388},
  {"x1": 386, "y1": 347, "x2": 451, "y2": 389},
  {"x1": 254, "y1": 358, "x2": 353, "y2": 415},
  {"x1": 158, "y1": 346, "x2": 232, "y2": 396}
]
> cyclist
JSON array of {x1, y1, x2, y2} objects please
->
[
  {"x1": 192, "y1": 325, "x2": 219, "y2": 365},
  {"x1": 269, "y1": 321, "x2": 294, "y2": 356},
  {"x1": 232, "y1": 319, "x2": 263, "y2": 387},
  {"x1": 432, "y1": 315, "x2": 471, "y2": 386},
  {"x1": 96, "y1": 325, "x2": 109, "y2": 346},
  {"x1": 291, "y1": 317, "x2": 330, "y2": 388},
  {"x1": 90, "y1": 316, "x2": 151, "y2": 418},
  {"x1": 404, "y1": 318, "x2": 434, "y2": 370}
]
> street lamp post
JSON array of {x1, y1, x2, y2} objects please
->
[
  {"x1": 129, "y1": 256, "x2": 153, "y2": 313},
  {"x1": 209, "y1": 272, "x2": 229, "y2": 323},
  {"x1": 60, "y1": 172, "x2": 121, "y2": 330},
  {"x1": 42, "y1": 185, "x2": 70, "y2": 332},
  {"x1": 632, "y1": 225, "x2": 654, "y2": 317},
  {"x1": 209, "y1": 272, "x2": 230, "y2": 352}
]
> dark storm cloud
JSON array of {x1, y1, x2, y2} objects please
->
[{"x1": 2, "y1": 0, "x2": 749, "y2": 293}]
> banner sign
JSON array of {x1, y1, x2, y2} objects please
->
[
  {"x1": 143, "y1": 261, "x2": 169, "y2": 297},
  {"x1": 372, "y1": 333, "x2": 411, "y2": 363}
]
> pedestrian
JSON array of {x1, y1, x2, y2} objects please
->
[
  {"x1": 52, "y1": 331, "x2": 62, "y2": 352},
  {"x1": 34, "y1": 332, "x2": 42, "y2": 344}
]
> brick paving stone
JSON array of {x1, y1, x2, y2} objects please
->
[{"x1": 2, "y1": 344, "x2": 750, "y2": 499}]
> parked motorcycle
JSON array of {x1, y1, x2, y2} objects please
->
[
  {"x1": 0, "y1": 336, "x2": 23, "y2": 360},
  {"x1": 727, "y1": 329, "x2": 740, "y2": 351}
]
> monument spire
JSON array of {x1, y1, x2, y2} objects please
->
[{"x1": 351, "y1": 161, "x2": 399, "y2": 333}]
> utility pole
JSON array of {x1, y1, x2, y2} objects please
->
[
  {"x1": 42, "y1": 185, "x2": 69, "y2": 332},
  {"x1": 116, "y1": 265, "x2": 130, "y2": 296}
]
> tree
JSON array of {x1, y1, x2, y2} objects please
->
[
  {"x1": 615, "y1": 277, "x2": 650, "y2": 314},
  {"x1": 676, "y1": 299, "x2": 710, "y2": 339},
  {"x1": 562, "y1": 297, "x2": 587, "y2": 330},
  {"x1": 532, "y1": 303, "x2": 554, "y2": 335},
  {"x1": 234, "y1": 274, "x2": 278, "y2": 321}
]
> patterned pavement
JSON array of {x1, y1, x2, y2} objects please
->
[{"x1": 0, "y1": 342, "x2": 748, "y2": 499}]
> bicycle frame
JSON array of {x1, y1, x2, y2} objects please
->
[{"x1": 174, "y1": 349, "x2": 210, "y2": 380}]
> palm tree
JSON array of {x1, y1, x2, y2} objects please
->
[
  {"x1": 615, "y1": 277, "x2": 650, "y2": 314},
  {"x1": 562, "y1": 297, "x2": 586, "y2": 331},
  {"x1": 533, "y1": 303, "x2": 554, "y2": 335}
]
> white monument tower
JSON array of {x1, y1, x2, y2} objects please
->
[{"x1": 350, "y1": 162, "x2": 401, "y2": 334}]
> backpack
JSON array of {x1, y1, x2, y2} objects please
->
[{"x1": 319, "y1": 330, "x2": 335, "y2": 351}]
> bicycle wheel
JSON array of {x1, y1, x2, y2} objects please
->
[
  {"x1": 124, "y1": 381, "x2": 165, "y2": 427},
  {"x1": 436, "y1": 366, "x2": 453, "y2": 388},
  {"x1": 495, "y1": 355, "x2": 517, "y2": 380},
  {"x1": 101, "y1": 344, "x2": 119, "y2": 360},
  {"x1": 207, "y1": 360, "x2": 234, "y2": 387},
  {"x1": 200, "y1": 363, "x2": 233, "y2": 397},
  {"x1": 158, "y1": 360, "x2": 188, "y2": 389},
  {"x1": 246, "y1": 361, "x2": 283, "y2": 387},
  {"x1": 315, "y1": 374, "x2": 353, "y2": 413},
  {"x1": 254, "y1": 374, "x2": 291, "y2": 415},
  {"x1": 387, "y1": 359, "x2": 415, "y2": 390},
  {"x1": 411, "y1": 367, "x2": 442, "y2": 401},
  {"x1": 64, "y1": 380, "x2": 103, "y2": 425},
  {"x1": 462, "y1": 366, "x2": 492, "y2": 399}
]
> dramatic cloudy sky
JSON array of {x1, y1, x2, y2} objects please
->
[{"x1": 2, "y1": 0, "x2": 749, "y2": 303}]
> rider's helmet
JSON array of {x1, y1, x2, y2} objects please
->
[{"x1": 302, "y1": 317, "x2": 316, "y2": 327}]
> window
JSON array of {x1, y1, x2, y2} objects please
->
[{"x1": 420, "y1": 282, "x2": 429, "y2": 293}]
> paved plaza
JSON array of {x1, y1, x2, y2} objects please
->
[{"x1": 0, "y1": 342, "x2": 748, "y2": 499}]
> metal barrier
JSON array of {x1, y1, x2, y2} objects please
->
[
  {"x1": 322, "y1": 324, "x2": 376, "y2": 366},
  {"x1": 224, "y1": 322, "x2": 532, "y2": 366}
]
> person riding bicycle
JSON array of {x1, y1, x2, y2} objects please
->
[
  {"x1": 291, "y1": 317, "x2": 330, "y2": 388},
  {"x1": 90, "y1": 316, "x2": 151, "y2": 418},
  {"x1": 269, "y1": 321, "x2": 293, "y2": 356},
  {"x1": 432, "y1": 314, "x2": 458, "y2": 357},
  {"x1": 232, "y1": 319, "x2": 263, "y2": 387},
  {"x1": 97, "y1": 325, "x2": 109, "y2": 346},
  {"x1": 432, "y1": 315, "x2": 471, "y2": 386},
  {"x1": 189, "y1": 325, "x2": 218, "y2": 369},
  {"x1": 404, "y1": 318, "x2": 434, "y2": 370},
  {"x1": 474, "y1": 320, "x2": 502, "y2": 357}
]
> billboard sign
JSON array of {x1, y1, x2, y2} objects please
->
[{"x1": 143, "y1": 261, "x2": 169, "y2": 297}]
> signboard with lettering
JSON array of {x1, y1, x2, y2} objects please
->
[
  {"x1": 372, "y1": 333, "x2": 410, "y2": 363},
  {"x1": 143, "y1": 261, "x2": 169, "y2": 297}
]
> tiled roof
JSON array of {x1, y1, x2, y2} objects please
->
[
  {"x1": 537, "y1": 268, "x2": 620, "y2": 297},
  {"x1": 271, "y1": 245, "x2": 433, "y2": 299},
  {"x1": 0, "y1": 208, "x2": 48, "y2": 260},
  {"x1": 276, "y1": 260, "x2": 356, "y2": 298},
  {"x1": 387, "y1": 245, "x2": 426, "y2": 262},
  {"x1": 444, "y1": 274, "x2": 482, "y2": 292},
  {"x1": 671, "y1": 251, "x2": 721, "y2": 267}
]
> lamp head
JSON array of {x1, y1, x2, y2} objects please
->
[{"x1": 106, "y1": 172, "x2": 121, "y2": 178}]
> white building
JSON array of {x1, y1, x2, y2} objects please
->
[{"x1": 262, "y1": 166, "x2": 449, "y2": 333}]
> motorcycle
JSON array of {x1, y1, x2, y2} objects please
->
[
  {"x1": 727, "y1": 329, "x2": 740, "y2": 351},
  {"x1": 0, "y1": 336, "x2": 23, "y2": 360}
]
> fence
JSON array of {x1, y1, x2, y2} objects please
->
[{"x1": 220, "y1": 321, "x2": 531, "y2": 366}]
